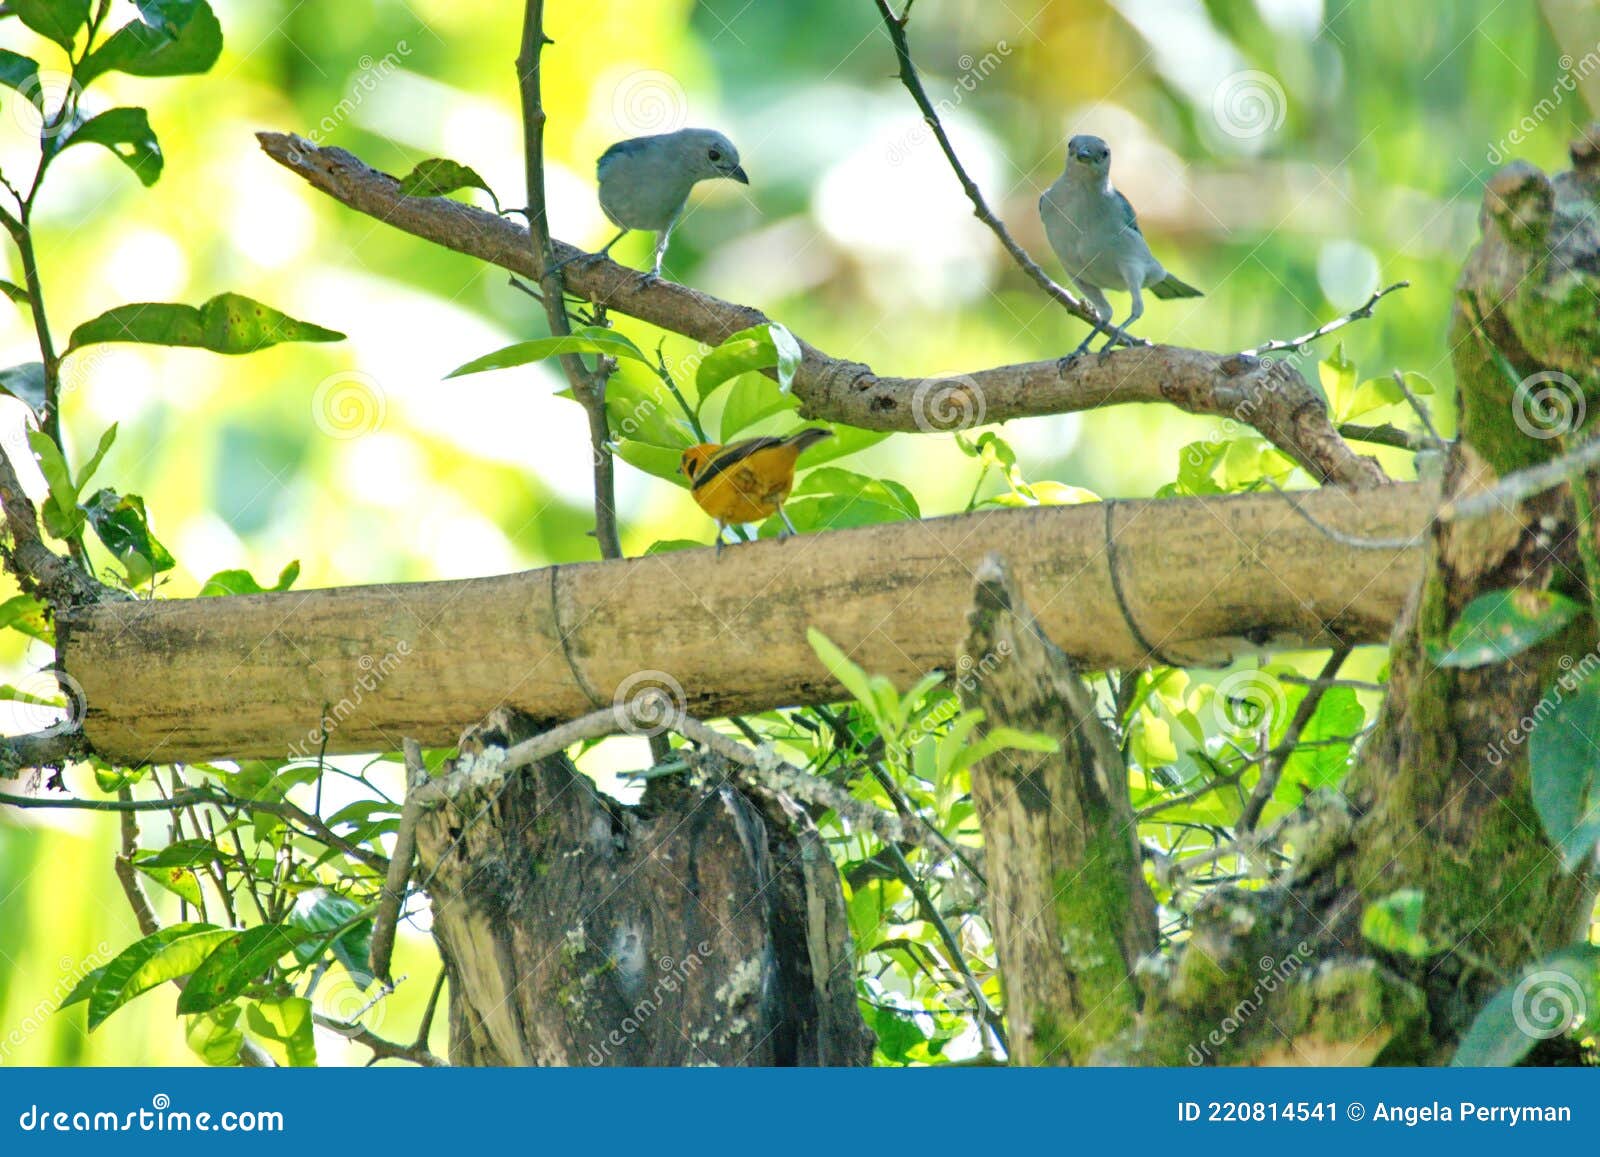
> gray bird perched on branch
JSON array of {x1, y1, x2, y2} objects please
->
[
  {"x1": 1040, "y1": 134, "x2": 1202, "y2": 356},
  {"x1": 588, "y1": 127, "x2": 748, "y2": 281}
]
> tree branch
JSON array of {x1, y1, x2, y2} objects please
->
[
  {"x1": 255, "y1": 133, "x2": 1385, "y2": 490},
  {"x1": 61, "y1": 482, "x2": 1434, "y2": 764},
  {"x1": 516, "y1": 1, "x2": 622, "y2": 560}
]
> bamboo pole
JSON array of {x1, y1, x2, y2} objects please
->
[{"x1": 59, "y1": 484, "x2": 1434, "y2": 765}]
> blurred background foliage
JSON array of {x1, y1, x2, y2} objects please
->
[{"x1": 0, "y1": 0, "x2": 1592, "y2": 1064}]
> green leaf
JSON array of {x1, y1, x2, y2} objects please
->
[
  {"x1": 70, "y1": 293, "x2": 343, "y2": 354},
  {"x1": 77, "y1": 0, "x2": 223, "y2": 88},
  {"x1": 1432, "y1": 589, "x2": 1582, "y2": 669},
  {"x1": 1530, "y1": 671, "x2": 1600, "y2": 871},
  {"x1": 85, "y1": 923, "x2": 227, "y2": 1029},
  {"x1": 774, "y1": 494, "x2": 909, "y2": 534},
  {"x1": 790, "y1": 467, "x2": 920, "y2": 518},
  {"x1": 1281, "y1": 685, "x2": 1365, "y2": 791},
  {"x1": 1344, "y1": 371, "x2": 1434, "y2": 421},
  {"x1": 695, "y1": 323, "x2": 802, "y2": 401},
  {"x1": 616, "y1": 439, "x2": 685, "y2": 483},
  {"x1": 83, "y1": 489, "x2": 175, "y2": 587},
  {"x1": 0, "y1": 362, "x2": 47, "y2": 413},
  {"x1": 286, "y1": 888, "x2": 373, "y2": 986},
  {"x1": 59, "y1": 964, "x2": 107, "y2": 1009},
  {"x1": 0, "y1": 593, "x2": 52, "y2": 642},
  {"x1": 1361, "y1": 888, "x2": 1433, "y2": 958},
  {"x1": 808, "y1": 628, "x2": 879, "y2": 721},
  {"x1": 0, "y1": 280, "x2": 30, "y2": 307},
  {"x1": 397, "y1": 157, "x2": 501, "y2": 213},
  {"x1": 643, "y1": 538, "x2": 703, "y2": 555},
  {"x1": 185, "y1": 1003, "x2": 244, "y2": 1066},
  {"x1": 718, "y1": 373, "x2": 799, "y2": 441},
  {"x1": 26, "y1": 429, "x2": 82, "y2": 540},
  {"x1": 176, "y1": 924, "x2": 320, "y2": 1015},
  {"x1": 74, "y1": 422, "x2": 116, "y2": 492},
  {"x1": 12, "y1": 0, "x2": 90, "y2": 52},
  {"x1": 198, "y1": 559, "x2": 299, "y2": 597},
  {"x1": 246, "y1": 996, "x2": 316, "y2": 1066},
  {"x1": 0, "y1": 50, "x2": 41, "y2": 98},
  {"x1": 136, "y1": 860, "x2": 202, "y2": 905},
  {"x1": 134, "y1": 838, "x2": 219, "y2": 868},
  {"x1": 1319, "y1": 344, "x2": 1358, "y2": 422},
  {"x1": 1454, "y1": 944, "x2": 1600, "y2": 1066},
  {"x1": 447, "y1": 326, "x2": 648, "y2": 378},
  {"x1": 54, "y1": 107, "x2": 163, "y2": 186}
]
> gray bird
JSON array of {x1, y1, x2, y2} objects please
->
[
  {"x1": 1040, "y1": 134, "x2": 1202, "y2": 356},
  {"x1": 589, "y1": 127, "x2": 748, "y2": 280}
]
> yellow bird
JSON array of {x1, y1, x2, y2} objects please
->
[{"x1": 679, "y1": 428, "x2": 834, "y2": 542}]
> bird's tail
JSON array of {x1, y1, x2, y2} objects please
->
[
  {"x1": 783, "y1": 427, "x2": 834, "y2": 454},
  {"x1": 1150, "y1": 273, "x2": 1203, "y2": 299}
]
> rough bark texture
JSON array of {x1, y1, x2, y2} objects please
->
[
  {"x1": 414, "y1": 707, "x2": 872, "y2": 1066},
  {"x1": 959, "y1": 556, "x2": 1158, "y2": 1064},
  {"x1": 976, "y1": 128, "x2": 1600, "y2": 1067},
  {"x1": 58, "y1": 484, "x2": 1430, "y2": 765},
  {"x1": 256, "y1": 133, "x2": 1384, "y2": 489}
]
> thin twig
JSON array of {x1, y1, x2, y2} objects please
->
[
  {"x1": 1391, "y1": 369, "x2": 1445, "y2": 447},
  {"x1": 1242, "y1": 281, "x2": 1410, "y2": 358},
  {"x1": 368, "y1": 737, "x2": 427, "y2": 985},
  {"x1": 1336, "y1": 422, "x2": 1429, "y2": 452},
  {"x1": 869, "y1": 0, "x2": 1114, "y2": 338},
  {"x1": 312, "y1": 1013, "x2": 446, "y2": 1067},
  {"x1": 1238, "y1": 647, "x2": 1351, "y2": 833},
  {"x1": 1265, "y1": 479, "x2": 1431, "y2": 549},
  {"x1": 518, "y1": 1, "x2": 623, "y2": 560},
  {"x1": 1439, "y1": 434, "x2": 1600, "y2": 522}
]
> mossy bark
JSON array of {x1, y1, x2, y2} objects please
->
[{"x1": 414, "y1": 708, "x2": 872, "y2": 1066}]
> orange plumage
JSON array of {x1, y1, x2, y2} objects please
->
[{"x1": 679, "y1": 427, "x2": 833, "y2": 540}]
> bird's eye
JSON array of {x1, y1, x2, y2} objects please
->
[{"x1": 708, "y1": 149, "x2": 723, "y2": 162}]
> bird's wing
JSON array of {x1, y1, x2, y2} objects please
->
[
  {"x1": 1113, "y1": 188, "x2": 1144, "y2": 237},
  {"x1": 597, "y1": 136, "x2": 649, "y2": 178},
  {"x1": 690, "y1": 436, "x2": 787, "y2": 492}
]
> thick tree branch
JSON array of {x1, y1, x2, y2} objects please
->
[
  {"x1": 61, "y1": 482, "x2": 1434, "y2": 764},
  {"x1": 256, "y1": 133, "x2": 1385, "y2": 489}
]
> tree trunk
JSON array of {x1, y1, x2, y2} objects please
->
[
  {"x1": 965, "y1": 127, "x2": 1600, "y2": 1066},
  {"x1": 413, "y1": 708, "x2": 873, "y2": 1066}
]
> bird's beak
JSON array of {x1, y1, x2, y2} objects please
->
[{"x1": 729, "y1": 164, "x2": 749, "y2": 184}]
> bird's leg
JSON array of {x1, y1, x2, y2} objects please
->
[
  {"x1": 1059, "y1": 280, "x2": 1113, "y2": 369},
  {"x1": 546, "y1": 229, "x2": 630, "y2": 275},
  {"x1": 1097, "y1": 282, "x2": 1145, "y2": 354},
  {"x1": 777, "y1": 504, "x2": 799, "y2": 538}
]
